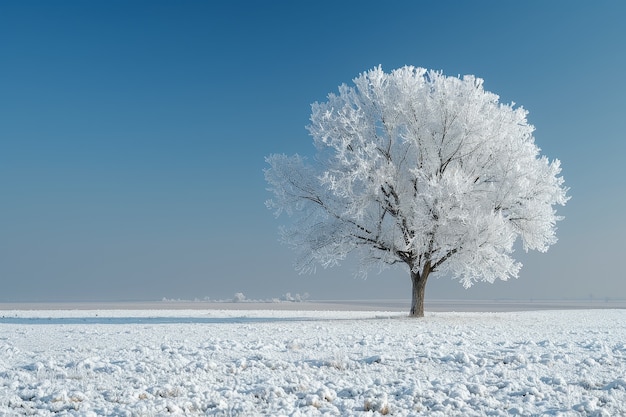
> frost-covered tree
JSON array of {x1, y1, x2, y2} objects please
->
[{"x1": 265, "y1": 66, "x2": 569, "y2": 317}]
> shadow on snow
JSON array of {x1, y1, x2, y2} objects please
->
[{"x1": 0, "y1": 316, "x2": 323, "y2": 325}]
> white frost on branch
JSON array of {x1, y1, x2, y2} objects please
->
[{"x1": 265, "y1": 66, "x2": 569, "y2": 289}]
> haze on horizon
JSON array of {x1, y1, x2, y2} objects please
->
[{"x1": 1, "y1": 1, "x2": 625, "y2": 303}]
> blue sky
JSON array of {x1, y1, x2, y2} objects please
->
[{"x1": 1, "y1": 1, "x2": 625, "y2": 302}]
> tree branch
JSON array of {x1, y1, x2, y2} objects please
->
[{"x1": 432, "y1": 247, "x2": 459, "y2": 271}]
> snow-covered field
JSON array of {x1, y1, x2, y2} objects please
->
[{"x1": 1, "y1": 308, "x2": 625, "y2": 416}]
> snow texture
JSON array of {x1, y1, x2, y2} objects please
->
[{"x1": 1, "y1": 308, "x2": 625, "y2": 416}]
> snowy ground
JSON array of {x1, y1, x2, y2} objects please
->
[{"x1": 1, "y1": 308, "x2": 625, "y2": 416}]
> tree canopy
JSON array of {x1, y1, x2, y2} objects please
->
[{"x1": 265, "y1": 66, "x2": 569, "y2": 316}]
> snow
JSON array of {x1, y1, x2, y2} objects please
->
[{"x1": 1, "y1": 308, "x2": 625, "y2": 416}]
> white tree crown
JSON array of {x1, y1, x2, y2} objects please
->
[{"x1": 266, "y1": 66, "x2": 569, "y2": 288}]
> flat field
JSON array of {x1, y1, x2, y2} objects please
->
[{"x1": 1, "y1": 307, "x2": 625, "y2": 416}]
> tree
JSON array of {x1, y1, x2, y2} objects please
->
[{"x1": 265, "y1": 66, "x2": 569, "y2": 317}]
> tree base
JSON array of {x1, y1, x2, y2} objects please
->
[{"x1": 409, "y1": 264, "x2": 430, "y2": 318}]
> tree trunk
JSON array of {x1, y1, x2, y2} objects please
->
[{"x1": 409, "y1": 262, "x2": 431, "y2": 318}]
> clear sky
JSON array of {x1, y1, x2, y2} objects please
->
[{"x1": 1, "y1": 1, "x2": 625, "y2": 302}]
